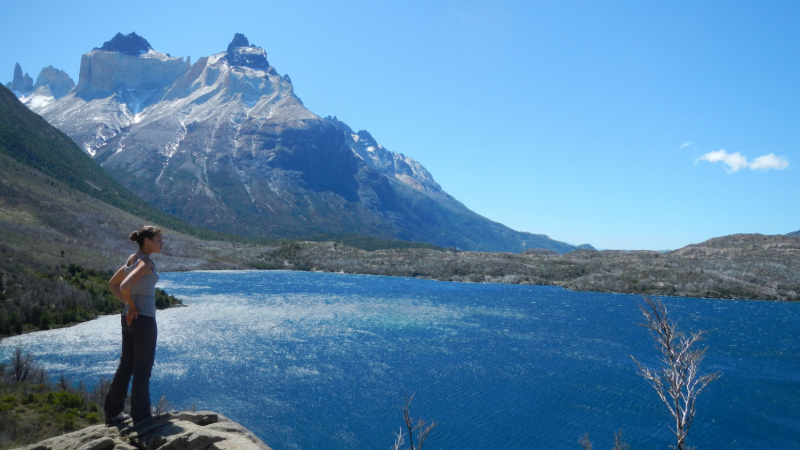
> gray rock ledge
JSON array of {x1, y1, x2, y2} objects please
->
[{"x1": 16, "y1": 411, "x2": 272, "y2": 450}]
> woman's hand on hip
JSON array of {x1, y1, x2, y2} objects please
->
[{"x1": 126, "y1": 307, "x2": 139, "y2": 326}]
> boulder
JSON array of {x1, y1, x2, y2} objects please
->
[{"x1": 16, "y1": 411, "x2": 272, "y2": 450}]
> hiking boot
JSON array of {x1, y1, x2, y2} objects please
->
[{"x1": 105, "y1": 412, "x2": 131, "y2": 426}]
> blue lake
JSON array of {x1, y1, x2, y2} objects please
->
[{"x1": 1, "y1": 270, "x2": 798, "y2": 449}]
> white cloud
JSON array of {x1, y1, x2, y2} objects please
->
[
  {"x1": 678, "y1": 141, "x2": 691, "y2": 150},
  {"x1": 699, "y1": 149, "x2": 789, "y2": 172},
  {"x1": 750, "y1": 153, "x2": 789, "y2": 170},
  {"x1": 700, "y1": 150, "x2": 750, "y2": 172}
]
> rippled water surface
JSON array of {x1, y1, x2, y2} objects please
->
[{"x1": 1, "y1": 271, "x2": 798, "y2": 449}]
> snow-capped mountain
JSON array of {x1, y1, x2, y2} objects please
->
[{"x1": 12, "y1": 32, "x2": 580, "y2": 253}]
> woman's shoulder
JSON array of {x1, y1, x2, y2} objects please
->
[
  {"x1": 139, "y1": 255, "x2": 156, "y2": 271},
  {"x1": 126, "y1": 254, "x2": 154, "y2": 271},
  {"x1": 125, "y1": 254, "x2": 138, "y2": 267}
]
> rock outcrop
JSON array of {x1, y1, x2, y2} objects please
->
[
  {"x1": 16, "y1": 411, "x2": 271, "y2": 450},
  {"x1": 33, "y1": 66, "x2": 76, "y2": 99},
  {"x1": 98, "y1": 32, "x2": 154, "y2": 56},
  {"x1": 223, "y1": 33, "x2": 270, "y2": 70},
  {"x1": 74, "y1": 40, "x2": 188, "y2": 101},
  {"x1": 6, "y1": 63, "x2": 34, "y2": 96}
]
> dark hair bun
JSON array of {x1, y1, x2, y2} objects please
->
[{"x1": 129, "y1": 226, "x2": 162, "y2": 248}]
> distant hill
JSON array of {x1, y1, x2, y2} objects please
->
[
  {"x1": 788, "y1": 230, "x2": 800, "y2": 237},
  {"x1": 16, "y1": 32, "x2": 583, "y2": 254},
  {"x1": 258, "y1": 233, "x2": 800, "y2": 301}
]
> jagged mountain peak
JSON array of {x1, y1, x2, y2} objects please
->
[
  {"x1": 98, "y1": 32, "x2": 153, "y2": 56},
  {"x1": 22, "y1": 34, "x2": 580, "y2": 253},
  {"x1": 227, "y1": 33, "x2": 251, "y2": 53},
  {"x1": 355, "y1": 129, "x2": 379, "y2": 146},
  {"x1": 32, "y1": 65, "x2": 75, "y2": 100},
  {"x1": 223, "y1": 32, "x2": 269, "y2": 70},
  {"x1": 5, "y1": 63, "x2": 34, "y2": 96}
]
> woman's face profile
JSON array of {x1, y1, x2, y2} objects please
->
[{"x1": 144, "y1": 233, "x2": 164, "y2": 254}]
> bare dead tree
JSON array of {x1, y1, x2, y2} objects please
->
[
  {"x1": 393, "y1": 392, "x2": 436, "y2": 450},
  {"x1": 11, "y1": 346, "x2": 34, "y2": 382},
  {"x1": 612, "y1": 430, "x2": 630, "y2": 450},
  {"x1": 57, "y1": 373, "x2": 68, "y2": 390},
  {"x1": 578, "y1": 433, "x2": 593, "y2": 450},
  {"x1": 391, "y1": 427, "x2": 405, "y2": 450},
  {"x1": 631, "y1": 296, "x2": 720, "y2": 450},
  {"x1": 92, "y1": 375, "x2": 111, "y2": 408},
  {"x1": 577, "y1": 430, "x2": 628, "y2": 450},
  {"x1": 152, "y1": 395, "x2": 173, "y2": 415}
]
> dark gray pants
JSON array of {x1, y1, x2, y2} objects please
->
[{"x1": 104, "y1": 315, "x2": 157, "y2": 424}]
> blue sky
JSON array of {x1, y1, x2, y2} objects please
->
[{"x1": 2, "y1": 0, "x2": 798, "y2": 250}]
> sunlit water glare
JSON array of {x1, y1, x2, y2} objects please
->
[{"x1": 1, "y1": 271, "x2": 798, "y2": 449}]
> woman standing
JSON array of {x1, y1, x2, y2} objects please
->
[{"x1": 104, "y1": 226, "x2": 163, "y2": 426}]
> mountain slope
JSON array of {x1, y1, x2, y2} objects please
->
[
  {"x1": 18, "y1": 32, "x2": 582, "y2": 253},
  {"x1": 0, "y1": 83, "x2": 235, "y2": 241},
  {"x1": 787, "y1": 229, "x2": 799, "y2": 237}
]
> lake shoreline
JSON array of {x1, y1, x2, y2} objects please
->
[
  {"x1": 4, "y1": 270, "x2": 798, "y2": 450},
  {"x1": 236, "y1": 234, "x2": 800, "y2": 302}
]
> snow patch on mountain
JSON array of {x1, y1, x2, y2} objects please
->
[{"x1": 8, "y1": 32, "x2": 580, "y2": 253}]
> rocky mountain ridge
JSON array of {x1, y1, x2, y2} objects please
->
[{"x1": 10, "y1": 32, "x2": 584, "y2": 253}]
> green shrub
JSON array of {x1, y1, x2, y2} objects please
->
[{"x1": 52, "y1": 391, "x2": 83, "y2": 410}]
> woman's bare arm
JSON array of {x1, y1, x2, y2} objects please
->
[
  {"x1": 110, "y1": 258, "x2": 152, "y2": 325},
  {"x1": 109, "y1": 267, "x2": 127, "y2": 303}
]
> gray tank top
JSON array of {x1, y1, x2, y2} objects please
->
[{"x1": 123, "y1": 255, "x2": 159, "y2": 318}]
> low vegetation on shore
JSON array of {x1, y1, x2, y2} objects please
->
[
  {"x1": 255, "y1": 233, "x2": 800, "y2": 301},
  {"x1": 0, "y1": 348, "x2": 107, "y2": 449},
  {"x1": 0, "y1": 245, "x2": 182, "y2": 338}
]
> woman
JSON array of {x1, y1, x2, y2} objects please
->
[{"x1": 104, "y1": 225, "x2": 163, "y2": 426}]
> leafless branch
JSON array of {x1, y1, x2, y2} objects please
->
[
  {"x1": 392, "y1": 427, "x2": 405, "y2": 450},
  {"x1": 152, "y1": 395, "x2": 173, "y2": 415},
  {"x1": 11, "y1": 346, "x2": 34, "y2": 382},
  {"x1": 631, "y1": 296, "x2": 721, "y2": 450},
  {"x1": 396, "y1": 392, "x2": 436, "y2": 450},
  {"x1": 578, "y1": 433, "x2": 593, "y2": 450},
  {"x1": 612, "y1": 430, "x2": 630, "y2": 450}
]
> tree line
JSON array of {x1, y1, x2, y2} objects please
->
[{"x1": 0, "y1": 244, "x2": 183, "y2": 338}]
